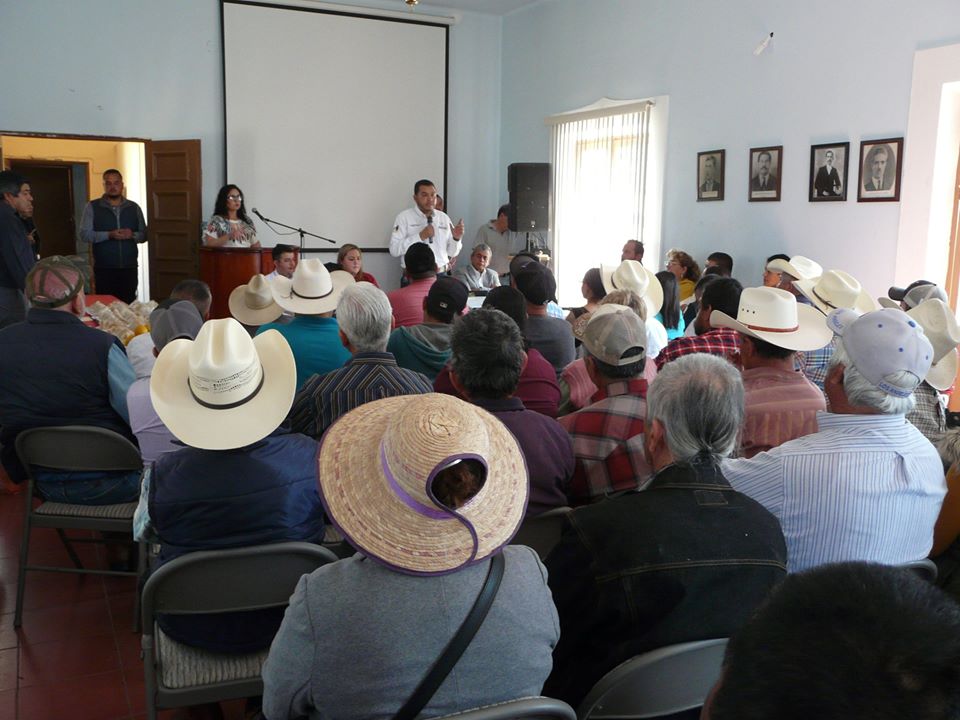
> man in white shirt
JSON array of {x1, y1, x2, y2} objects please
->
[
  {"x1": 723, "y1": 307, "x2": 946, "y2": 573},
  {"x1": 389, "y1": 179, "x2": 463, "y2": 275},
  {"x1": 473, "y1": 204, "x2": 520, "y2": 277},
  {"x1": 266, "y1": 244, "x2": 297, "y2": 280}
]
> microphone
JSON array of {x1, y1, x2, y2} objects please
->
[
  {"x1": 251, "y1": 207, "x2": 266, "y2": 221},
  {"x1": 425, "y1": 213, "x2": 433, "y2": 243}
]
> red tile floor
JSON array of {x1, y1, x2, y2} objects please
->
[{"x1": 0, "y1": 489, "x2": 248, "y2": 720}]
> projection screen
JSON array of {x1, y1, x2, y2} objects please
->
[{"x1": 221, "y1": 1, "x2": 448, "y2": 255}]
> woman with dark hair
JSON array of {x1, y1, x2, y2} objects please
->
[
  {"x1": 565, "y1": 268, "x2": 606, "y2": 337},
  {"x1": 666, "y1": 249, "x2": 700, "y2": 302},
  {"x1": 655, "y1": 270, "x2": 685, "y2": 340},
  {"x1": 337, "y1": 243, "x2": 379, "y2": 286},
  {"x1": 203, "y1": 184, "x2": 259, "y2": 248}
]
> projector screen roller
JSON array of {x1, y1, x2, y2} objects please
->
[{"x1": 222, "y1": 1, "x2": 448, "y2": 254}]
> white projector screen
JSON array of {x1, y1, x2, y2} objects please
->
[{"x1": 222, "y1": 1, "x2": 448, "y2": 259}]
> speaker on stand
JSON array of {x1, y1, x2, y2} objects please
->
[{"x1": 508, "y1": 163, "x2": 551, "y2": 255}]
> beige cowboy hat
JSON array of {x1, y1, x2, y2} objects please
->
[
  {"x1": 794, "y1": 270, "x2": 877, "y2": 316},
  {"x1": 599, "y1": 260, "x2": 663, "y2": 317},
  {"x1": 228, "y1": 274, "x2": 283, "y2": 326},
  {"x1": 150, "y1": 318, "x2": 296, "y2": 450},
  {"x1": 270, "y1": 259, "x2": 354, "y2": 314},
  {"x1": 765, "y1": 255, "x2": 823, "y2": 281},
  {"x1": 907, "y1": 299, "x2": 960, "y2": 391},
  {"x1": 318, "y1": 393, "x2": 528, "y2": 575},
  {"x1": 710, "y1": 286, "x2": 832, "y2": 352}
]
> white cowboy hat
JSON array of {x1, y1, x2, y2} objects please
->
[
  {"x1": 270, "y1": 259, "x2": 354, "y2": 314},
  {"x1": 318, "y1": 393, "x2": 528, "y2": 575},
  {"x1": 710, "y1": 286, "x2": 832, "y2": 352},
  {"x1": 765, "y1": 255, "x2": 823, "y2": 281},
  {"x1": 599, "y1": 260, "x2": 663, "y2": 317},
  {"x1": 150, "y1": 318, "x2": 296, "y2": 450},
  {"x1": 907, "y1": 299, "x2": 960, "y2": 391},
  {"x1": 794, "y1": 270, "x2": 877, "y2": 316},
  {"x1": 228, "y1": 274, "x2": 283, "y2": 326}
]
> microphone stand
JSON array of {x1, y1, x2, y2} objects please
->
[{"x1": 255, "y1": 211, "x2": 336, "y2": 254}]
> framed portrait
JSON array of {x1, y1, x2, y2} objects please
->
[
  {"x1": 748, "y1": 145, "x2": 782, "y2": 202},
  {"x1": 809, "y1": 142, "x2": 849, "y2": 202},
  {"x1": 697, "y1": 150, "x2": 724, "y2": 201},
  {"x1": 857, "y1": 137, "x2": 904, "y2": 202}
]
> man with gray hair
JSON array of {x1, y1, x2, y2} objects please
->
[
  {"x1": 289, "y1": 282, "x2": 432, "y2": 439},
  {"x1": 544, "y1": 353, "x2": 787, "y2": 707},
  {"x1": 452, "y1": 243, "x2": 500, "y2": 291},
  {"x1": 724, "y1": 307, "x2": 946, "y2": 573}
]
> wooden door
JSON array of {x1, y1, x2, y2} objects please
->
[
  {"x1": 146, "y1": 139, "x2": 202, "y2": 301},
  {"x1": 8, "y1": 160, "x2": 77, "y2": 258}
]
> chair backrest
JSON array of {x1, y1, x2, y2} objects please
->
[
  {"x1": 510, "y1": 506, "x2": 572, "y2": 559},
  {"x1": 577, "y1": 639, "x2": 728, "y2": 720},
  {"x1": 15, "y1": 425, "x2": 142, "y2": 473},
  {"x1": 901, "y1": 558, "x2": 938, "y2": 582},
  {"x1": 435, "y1": 697, "x2": 577, "y2": 720},
  {"x1": 141, "y1": 541, "x2": 338, "y2": 622}
]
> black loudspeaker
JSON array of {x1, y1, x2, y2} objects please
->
[{"x1": 508, "y1": 163, "x2": 551, "y2": 232}]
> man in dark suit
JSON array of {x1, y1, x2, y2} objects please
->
[
  {"x1": 862, "y1": 145, "x2": 893, "y2": 192},
  {"x1": 750, "y1": 151, "x2": 777, "y2": 192},
  {"x1": 699, "y1": 155, "x2": 721, "y2": 194},
  {"x1": 814, "y1": 150, "x2": 842, "y2": 197}
]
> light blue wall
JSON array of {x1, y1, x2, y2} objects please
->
[{"x1": 499, "y1": 0, "x2": 960, "y2": 294}]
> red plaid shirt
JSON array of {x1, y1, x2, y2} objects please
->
[
  {"x1": 559, "y1": 378, "x2": 650, "y2": 506},
  {"x1": 655, "y1": 328, "x2": 741, "y2": 370}
]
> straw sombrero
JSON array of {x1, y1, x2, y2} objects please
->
[
  {"x1": 599, "y1": 260, "x2": 663, "y2": 317},
  {"x1": 907, "y1": 299, "x2": 960, "y2": 391},
  {"x1": 271, "y1": 259, "x2": 354, "y2": 315},
  {"x1": 318, "y1": 393, "x2": 528, "y2": 575},
  {"x1": 150, "y1": 318, "x2": 296, "y2": 450},
  {"x1": 228, "y1": 274, "x2": 283, "y2": 326},
  {"x1": 710, "y1": 286, "x2": 832, "y2": 351},
  {"x1": 794, "y1": 270, "x2": 876, "y2": 316}
]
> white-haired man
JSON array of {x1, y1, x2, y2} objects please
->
[{"x1": 724, "y1": 307, "x2": 946, "y2": 573}]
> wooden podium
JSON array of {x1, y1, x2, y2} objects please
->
[{"x1": 200, "y1": 247, "x2": 263, "y2": 320}]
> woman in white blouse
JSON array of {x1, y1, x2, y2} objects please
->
[{"x1": 203, "y1": 184, "x2": 260, "y2": 248}]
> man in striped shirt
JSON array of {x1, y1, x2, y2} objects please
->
[{"x1": 723, "y1": 307, "x2": 946, "y2": 573}]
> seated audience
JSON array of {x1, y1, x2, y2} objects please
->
[
  {"x1": 257, "y1": 259, "x2": 354, "y2": 388},
  {"x1": 387, "y1": 243, "x2": 437, "y2": 327},
  {"x1": 565, "y1": 267, "x2": 606, "y2": 339},
  {"x1": 387, "y1": 276, "x2": 467, "y2": 381},
  {"x1": 126, "y1": 301, "x2": 203, "y2": 464},
  {"x1": 654, "y1": 270, "x2": 684, "y2": 339},
  {"x1": 559, "y1": 305, "x2": 651, "y2": 505},
  {"x1": 705, "y1": 251, "x2": 733, "y2": 276},
  {"x1": 766, "y1": 254, "x2": 822, "y2": 304},
  {"x1": 434, "y1": 286, "x2": 561, "y2": 417},
  {"x1": 453, "y1": 242, "x2": 500, "y2": 291},
  {"x1": 289, "y1": 282, "x2": 433, "y2": 440},
  {"x1": 680, "y1": 272, "x2": 719, "y2": 336},
  {"x1": 710, "y1": 287, "x2": 830, "y2": 458},
  {"x1": 665, "y1": 248, "x2": 701, "y2": 302},
  {"x1": 724, "y1": 307, "x2": 946, "y2": 572},
  {"x1": 202, "y1": 183, "x2": 259, "y2": 248},
  {"x1": 762, "y1": 252, "x2": 790, "y2": 287},
  {"x1": 600, "y1": 259, "x2": 667, "y2": 358},
  {"x1": 879, "y1": 278, "x2": 949, "y2": 311},
  {"x1": 621, "y1": 238, "x2": 643, "y2": 263},
  {"x1": 656, "y1": 277, "x2": 743, "y2": 370},
  {"x1": 704, "y1": 563, "x2": 960, "y2": 720},
  {"x1": 0, "y1": 256, "x2": 139, "y2": 501},
  {"x1": 267, "y1": 244, "x2": 297, "y2": 280},
  {"x1": 448, "y1": 308, "x2": 573, "y2": 515},
  {"x1": 262, "y1": 394, "x2": 559, "y2": 719},
  {"x1": 137, "y1": 318, "x2": 325, "y2": 652},
  {"x1": 509, "y1": 253, "x2": 566, "y2": 318},
  {"x1": 545, "y1": 353, "x2": 787, "y2": 707},
  {"x1": 514, "y1": 261, "x2": 575, "y2": 373},
  {"x1": 903, "y1": 298, "x2": 960, "y2": 446},
  {"x1": 338, "y1": 243, "x2": 378, "y2": 287},
  {"x1": 228, "y1": 273, "x2": 283, "y2": 334}
]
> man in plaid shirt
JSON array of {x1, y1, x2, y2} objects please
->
[
  {"x1": 655, "y1": 277, "x2": 743, "y2": 370},
  {"x1": 559, "y1": 304, "x2": 651, "y2": 505}
]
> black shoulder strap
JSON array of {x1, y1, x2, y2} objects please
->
[{"x1": 393, "y1": 552, "x2": 506, "y2": 720}]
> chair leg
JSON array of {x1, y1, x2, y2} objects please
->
[
  {"x1": 56, "y1": 528, "x2": 85, "y2": 569},
  {"x1": 14, "y1": 486, "x2": 35, "y2": 627},
  {"x1": 133, "y1": 541, "x2": 147, "y2": 633}
]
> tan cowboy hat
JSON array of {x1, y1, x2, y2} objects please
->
[
  {"x1": 599, "y1": 260, "x2": 663, "y2": 316},
  {"x1": 765, "y1": 255, "x2": 822, "y2": 281},
  {"x1": 318, "y1": 393, "x2": 528, "y2": 575},
  {"x1": 150, "y1": 318, "x2": 296, "y2": 450},
  {"x1": 794, "y1": 270, "x2": 877, "y2": 316},
  {"x1": 907, "y1": 299, "x2": 960, "y2": 391},
  {"x1": 270, "y1": 259, "x2": 354, "y2": 314},
  {"x1": 228, "y1": 274, "x2": 283, "y2": 326},
  {"x1": 710, "y1": 286, "x2": 832, "y2": 352}
]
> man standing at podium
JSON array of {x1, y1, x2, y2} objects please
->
[{"x1": 389, "y1": 179, "x2": 463, "y2": 277}]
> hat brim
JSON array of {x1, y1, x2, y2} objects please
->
[
  {"x1": 150, "y1": 329, "x2": 297, "y2": 450},
  {"x1": 317, "y1": 394, "x2": 528, "y2": 576},
  {"x1": 795, "y1": 279, "x2": 877, "y2": 316},
  {"x1": 927, "y1": 348, "x2": 958, "y2": 392},
  {"x1": 710, "y1": 303, "x2": 833, "y2": 352},
  {"x1": 877, "y1": 297, "x2": 900, "y2": 310},
  {"x1": 271, "y1": 270, "x2": 354, "y2": 314},
  {"x1": 228, "y1": 284, "x2": 283, "y2": 326},
  {"x1": 600, "y1": 264, "x2": 664, "y2": 317}
]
